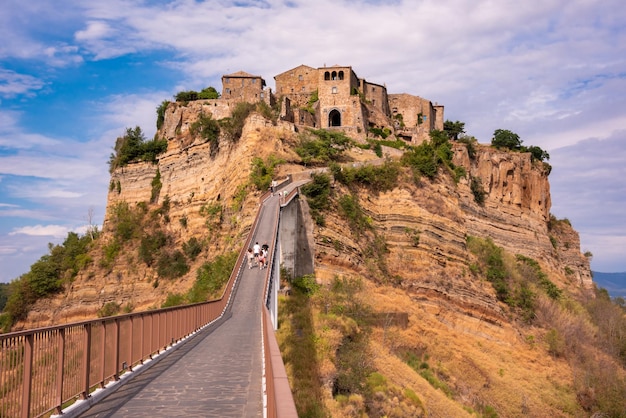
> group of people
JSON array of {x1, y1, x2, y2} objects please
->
[{"x1": 247, "y1": 241, "x2": 269, "y2": 270}]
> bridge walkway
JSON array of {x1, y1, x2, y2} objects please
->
[{"x1": 75, "y1": 189, "x2": 291, "y2": 417}]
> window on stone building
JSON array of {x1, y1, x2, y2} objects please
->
[
  {"x1": 252, "y1": 79, "x2": 257, "y2": 84},
  {"x1": 324, "y1": 71, "x2": 330, "y2": 80},
  {"x1": 372, "y1": 99, "x2": 376, "y2": 106},
  {"x1": 301, "y1": 86, "x2": 305, "y2": 92},
  {"x1": 329, "y1": 109, "x2": 341, "y2": 127},
  {"x1": 225, "y1": 78, "x2": 230, "y2": 83},
  {"x1": 332, "y1": 86, "x2": 338, "y2": 94},
  {"x1": 338, "y1": 71, "x2": 344, "y2": 80},
  {"x1": 225, "y1": 88, "x2": 231, "y2": 94},
  {"x1": 291, "y1": 88, "x2": 294, "y2": 93},
  {"x1": 331, "y1": 71, "x2": 337, "y2": 80},
  {"x1": 299, "y1": 75, "x2": 303, "y2": 81}
]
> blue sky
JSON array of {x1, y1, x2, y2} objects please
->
[{"x1": 1, "y1": 0, "x2": 625, "y2": 283}]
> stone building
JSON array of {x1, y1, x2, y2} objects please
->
[
  {"x1": 221, "y1": 64, "x2": 444, "y2": 144},
  {"x1": 388, "y1": 94, "x2": 444, "y2": 143},
  {"x1": 221, "y1": 71, "x2": 273, "y2": 106}
]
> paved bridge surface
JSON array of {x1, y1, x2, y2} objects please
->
[{"x1": 75, "y1": 189, "x2": 292, "y2": 417}]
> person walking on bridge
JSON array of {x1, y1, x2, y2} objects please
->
[
  {"x1": 247, "y1": 247, "x2": 255, "y2": 269},
  {"x1": 253, "y1": 242, "x2": 261, "y2": 262}
]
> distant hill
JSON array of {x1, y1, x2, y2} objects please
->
[{"x1": 592, "y1": 271, "x2": 626, "y2": 298}]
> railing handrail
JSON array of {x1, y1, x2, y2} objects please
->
[{"x1": 0, "y1": 179, "x2": 299, "y2": 418}]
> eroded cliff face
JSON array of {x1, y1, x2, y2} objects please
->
[
  {"x1": 17, "y1": 99, "x2": 600, "y2": 415},
  {"x1": 22, "y1": 100, "x2": 592, "y2": 334},
  {"x1": 313, "y1": 141, "x2": 592, "y2": 329},
  {"x1": 23, "y1": 106, "x2": 300, "y2": 326}
]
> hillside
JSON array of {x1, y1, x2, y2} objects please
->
[{"x1": 4, "y1": 93, "x2": 626, "y2": 416}]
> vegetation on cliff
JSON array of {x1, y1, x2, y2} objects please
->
[
  {"x1": 0, "y1": 231, "x2": 97, "y2": 330},
  {"x1": 3, "y1": 94, "x2": 625, "y2": 416},
  {"x1": 289, "y1": 127, "x2": 625, "y2": 416},
  {"x1": 108, "y1": 126, "x2": 167, "y2": 173},
  {"x1": 287, "y1": 172, "x2": 626, "y2": 417}
]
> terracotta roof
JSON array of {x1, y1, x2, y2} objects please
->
[
  {"x1": 273, "y1": 64, "x2": 316, "y2": 78},
  {"x1": 222, "y1": 71, "x2": 262, "y2": 78}
]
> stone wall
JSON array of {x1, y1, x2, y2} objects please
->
[
  {"x1": 362, "y1": 80, "x2": 390, "y2": 117},
  {"x1": 388, "y1": 93, "x2": 439, "y2": 144},
  {"x1": 221, "y1": 72, "x2": 265, "y2": 103},
  {"x1": 274, "y1": 64, "x2": 319, "y2": 107}
]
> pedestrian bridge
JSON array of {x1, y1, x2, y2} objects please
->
[{"x1": 0, "y1": 179, "x2": 310, "y2": 418}]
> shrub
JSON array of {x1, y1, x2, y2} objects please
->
[
  {"x1": 156, "y1": 100, "x2": 170, "y2": 130},
  {"x1": 161, "y1": 292, "x2": 186, "y2": 308},
  {"x1": 175, "y1": 90, "x2": 198, "y2": 102},
  {"x1": 300, "y1": 173, "x2": 331, "y2": 225},
  {"x1": 332, "y1": 161, "x2": 400, "y2": 194},
  {"x1": 545, "y1": 328, "x2": 565, "y2": 357},
  {"x1": 457, "y1": 135, "x2": 477, "y2": 159},
  {"x1": 182, "y1": 237, "x2": 203, "y2": 261},
  {"x1": 470, "y1": 176, "x2": 486, "y2": 205},
  {"x1": 250, "y1": 155, "x2": 283, "y2": 191},
  {"x1": 401, "y1": 141, "x2": 438, "y2": 180},
  {"x1": 219, "y1": 102, "x2": 255, "y2": 142},
  {"x1": 292, "y1": 274, "x2": 320, "y2": 295},
  {"x1": 256, "y1": 101, "x2": 278, "y2": 123},
  {"x1": 369, "y1": 127, "x2": 391, "y2": 139},
  {"x1": 188, "y1": 252, "x2": 237, "y2": 301},
  {"x1": 200, "y1": 202, "x2": 223, "y2": 230},
  {"x1": 97, "y1": 302, "x2": 121, "y2": 318},
  {"x1": 108, "y1": 126, "x2": 167, "y2": 173},
  {"x1": 339, "y1": 194, "x2": 371, "y2": 236},
  {"x1": 295, "y1": 129, "x2": 352, "y2": 165},
  {"x1": 150, "y1": 169, "x2": 162, "y2": 203},
  {"x1": 231, "y1": 183, "x2": 248, "y2": 211},
  {"x1": 139, "y1": 230, "x2": 168, "y2": 266},
  {"x1": 467, "y1": 236, "x2": 510, "y2": 302},
  {"x1": 190, "y1": 113, "x2": 220, "y2": 152},
  {"x1": 109, "y1": 202, "x2": 143, "y2": 241},
  {"x1": 157, "y1": 251, "x2": 189, "y2": 279}
]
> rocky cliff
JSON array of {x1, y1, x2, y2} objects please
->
[
  {"x1": 18, "y1": 97, "x2": 612, "y2": 416},
  {"x1": 24, "y1": 97, "x2": 592, "y2": 334}
]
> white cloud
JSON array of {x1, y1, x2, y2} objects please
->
[
  {"x1": 9, "y1": 224, "x2": 70, "y2": 238},
  {"x1": 0, "y1": 69, "x2": 46, "y2": 98},
  {"x1": 74, "y1": 20, "x2": 113, "y2": 41}
]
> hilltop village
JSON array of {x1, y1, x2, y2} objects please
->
[{"x1": 217, "y1": 64, "x2": 444, "y2": 143}]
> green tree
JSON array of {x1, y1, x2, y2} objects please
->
[
  {"x1": 491, "y1": 129, "x2": 522, "y2": 150},
  {"x1": 108, "y1": 126, "x2": 167, "y2": 173},
  {"x1": 443, "y1": 120, "x2": 465, "y2": 140},
  {"x1": 197, "y1": 86, "x2": 220, "y2": 99},
  {"x1": 526, "y1": 145, "x2": 550, "y2": 162},
  {"x1": 174, "y1": 90, "x2": 198, "y2": 102},
  {"x1": 250, "y1": 155, "x2": 283, "y2": 191}
]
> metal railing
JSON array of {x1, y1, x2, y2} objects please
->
[
  {"x1": 0, "y1": 299, "x2": 233, "y2": 418},
  {"x1": 0, "y1": 180, "x2": 298, "y2": 418},
  {"x1": 262, "y1": 185, "x2": 298, "y2": 417}
]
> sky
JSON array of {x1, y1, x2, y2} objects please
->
[{"x1": 1, "y1": 0, "x2": 625, "y2": 283}]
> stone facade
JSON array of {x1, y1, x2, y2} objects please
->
[
  {"x1": 162, "y1": 64, "x2": 445, "y2": 144},
  {"x1": 388, "y1": 94, "x2": 442, "y2": 143},
  {"x1": 273, "y1": 64, "x2": 443, "y2": 143},
  {"x1": 221, "y1": 71, "x2": 273, "y2": 106}
]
